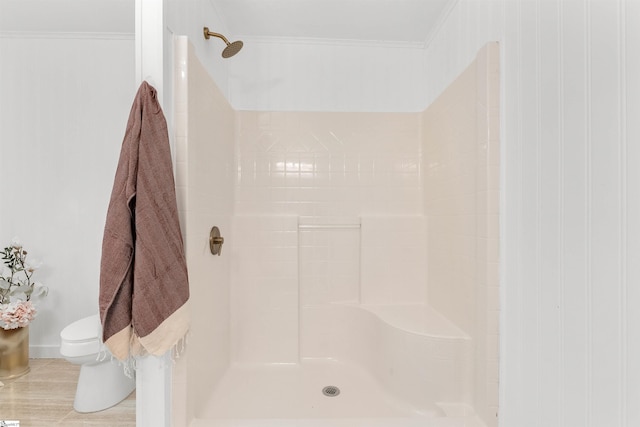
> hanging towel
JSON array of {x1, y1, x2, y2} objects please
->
[{"x1": 99, "y1": 81, "x2": 189, "y2": 361}]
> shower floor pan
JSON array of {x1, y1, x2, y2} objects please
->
[
  {"x1": 192, "y1": 303, "x2": 485, "y2": 427},
  {"x1": 192, "y1": 358, "x2": 485, "y2": 427}
]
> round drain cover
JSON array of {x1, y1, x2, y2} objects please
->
[{"x1": 322, "y1": 385, "x2": 340, "y2": 397}]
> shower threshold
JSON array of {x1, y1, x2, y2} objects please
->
[{"x1": 192, "y1": 359, "x2": 486, "y2": 427}]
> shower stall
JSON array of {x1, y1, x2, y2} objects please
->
[{"x1": 172, "y1": 36, "x2": 500, "y2": 427}]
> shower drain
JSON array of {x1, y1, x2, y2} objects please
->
[{"x1": 322, "y1": 385, "x2": 341, "y2": 397}]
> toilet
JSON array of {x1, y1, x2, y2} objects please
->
[{"x1": 60, "y1": 314, "x2": 136, "y2": 413}]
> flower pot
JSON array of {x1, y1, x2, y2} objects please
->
[{"x1": 0, "y1": 325, "x2": 30, "y2": 380}]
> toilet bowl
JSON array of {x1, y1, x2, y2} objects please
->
[{"x1": 60, "y1": 314, "x2": 136, "y2": 413}]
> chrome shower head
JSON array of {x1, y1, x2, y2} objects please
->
[{"x1": 203, "y1": 27, "x2": 244, "y2": 58}]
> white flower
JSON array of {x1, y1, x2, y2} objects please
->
[
  {"x1": 10, "y1": 237, "x2": 22, "y2": 250},
  {"x1": 0, "y1": 238, "x2": 48, "y2": 307},
  {"x1": 9, "y1": 283, "x2": 30, "y2": 302},
  {"x1": 30, "y1": 282, "x2": 48, "y2": 299}
]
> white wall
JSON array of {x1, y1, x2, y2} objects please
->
[
  {"x1": 0, "y1": 34, "x2": 135, "y2": 356},
  {"x1": 164, "y1": 0, "x2": 233, "y2": 101},
  {"x1": 227, "y1": 39, "x2": 428, "y2": 112},
  {"x1": 423, "y1": 1, "x2": 640, "y2": 426}
]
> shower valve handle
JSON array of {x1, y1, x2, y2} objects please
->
[{"x1": 209, "y1": 226, "x2": 224, "y2": 256}]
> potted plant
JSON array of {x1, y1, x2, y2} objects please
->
[{"x1": 0, "y1": 238, "x2": 48, "y2": 379}]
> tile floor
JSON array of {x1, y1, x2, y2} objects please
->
[{"x1": 0, "y1": 358, "x2": 135, "y2": 426}]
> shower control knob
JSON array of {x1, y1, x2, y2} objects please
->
[{"x1": 209, "y1": 226, "x2": 224, "y2": 256}]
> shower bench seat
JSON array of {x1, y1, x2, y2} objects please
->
[
  {"x1": 302, "y1": 302, "x2": 474, "y2": 417},
  {"x1": 341, "y1": 302, "x2": 470, "y2": 340}
]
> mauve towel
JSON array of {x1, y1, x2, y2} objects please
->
[{"x1": 99, "y1": 81, "x2": 189, "y2": 361}]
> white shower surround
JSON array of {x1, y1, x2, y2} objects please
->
[{"x1": 173, "y1": 34, "x2": 499, "y2": 427}]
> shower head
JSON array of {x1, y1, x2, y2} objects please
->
[
  {"x1": 203, "y1": 27, "x2": 244, "y2": 58},
  {"x1": 222, "y1": 40, "x2": 244, "y2": 58}
]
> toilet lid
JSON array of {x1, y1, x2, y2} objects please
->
[{"x1": 60, "y1": 313, "x2": 102, "y2": 342}]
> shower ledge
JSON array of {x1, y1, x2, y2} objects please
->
[{"x1": 335, "y1": 302, "x2": 470, "y2": 340}]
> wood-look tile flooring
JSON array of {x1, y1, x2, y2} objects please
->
[{"x1": 0, "y1": 358, "x2": 135, "y2": 426}]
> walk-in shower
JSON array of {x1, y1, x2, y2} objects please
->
[{"x1": 173, "y1": 36, "x2": 500, "y2": 427}]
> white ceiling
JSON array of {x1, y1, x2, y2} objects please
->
[
  {"x1": 210, "y1": 0, "x2": 454, "y2": 44},
  {"x1": 0, "y1": 0, "x2": 453, "y2": 44}
]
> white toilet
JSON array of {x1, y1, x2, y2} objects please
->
[{"x1": 60, "y1": 314, "x2": 136, "y2": 413}]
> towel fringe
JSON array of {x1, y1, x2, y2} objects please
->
[
  {"x1": 96, "y1": 344, "x2": 109, "y2": 362},
  {"x1": 171, "y1": 332, "x2": 189, "y2": 362},
  {"x1": 124, "y1": 357, "x2": 136, "y2": 378},
  {"x1": 107, "y1": 332, "x2": 189, "y2": 376}
]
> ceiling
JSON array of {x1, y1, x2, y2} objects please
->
[{"x1": 0, "y1": 0, "x2": 454, "y2": 45}]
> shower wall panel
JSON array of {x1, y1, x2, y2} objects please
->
[
  {"x1": 360, "y1": 215, "x2": 428, "y2": 304},
  {"x1": 235, "y1": 112, "x2": 423, "y2": 217},
  {"x1": 173, "y1": 38, "x2": 235, "y2": 425},
  {"x1": 230, "y1": 215, "x2": 299, "y2": 363},
  {"x1": 299, "y1": 222, "x2": 361, "y2": 306},
  {"x1": 231, "y1": 112, "x2": 429, "y2": 364},
  {"x1": 422, "y1": 42, "x2": 500, "y2": 426}
]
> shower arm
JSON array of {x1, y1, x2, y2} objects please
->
[{"x1": 203, "y1": 28, "x2": 230, "y2": 45}]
